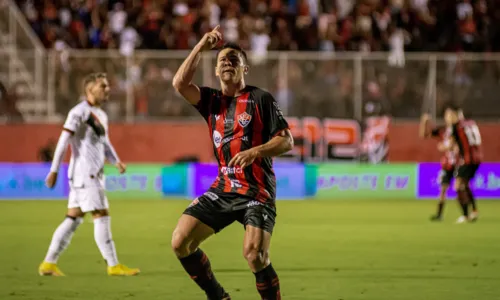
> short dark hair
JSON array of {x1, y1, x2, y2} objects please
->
[
  {"x1": 443, "y1": 102, "x2": 461, "y2": 113},
  {"x1": 216, "y1": 42, "x2": 248, "y2": 65}
]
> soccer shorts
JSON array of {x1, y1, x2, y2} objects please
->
[
  {"x1": 455, "y1": 163, "x2": 480, "y2": 181},
  {"x1": 437, "y1": 168, "x2": 454, "y2": 186},
  {"x1": 68, "y1": 186, "x2": 109, "y2": 212},
  {"x1": 183, "y1": 190, "x2": 277, "y2": 234}
]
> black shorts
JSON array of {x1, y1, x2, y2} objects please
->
[
  {"x1": 183, "y1": 190, "x2": 277, "y2": 234},
  {"x1": 438, "y1": 168, "x2": 454, "y2": 185},
  {"x1": 455, "y1": 163, "x2": 480, "y2": 181}
]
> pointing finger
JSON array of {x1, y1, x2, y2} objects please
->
[{"x1": 212, "y1": 25, "x2": 220, "y2": 32}]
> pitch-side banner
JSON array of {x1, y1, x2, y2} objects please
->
[
  {"x1": 315, "y1": 163, "x2": 417, "y2": 199},
  {"x1": 0, "y1": 163, "x2": 68, "y2": 199},
  {"x1": 417, "y1": 163, "x2": 500, "y2": 199},
  {"x1": 103, "y1": 164, "x2": 164, "y2": 199}
]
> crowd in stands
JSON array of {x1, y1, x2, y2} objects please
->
[
  {"x1": 8, "y1": 0, "x2": 500, "y2": 121},
  {"x1": 19, "y1": 0, "x2": 500, "y2": 54}
]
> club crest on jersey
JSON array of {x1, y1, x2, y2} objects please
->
[{"x1": 237, "y1": 112, "x2": 252, "y2": 128}]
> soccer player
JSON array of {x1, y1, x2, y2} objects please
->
[
  {"x1": 38, "y1": 73, "x2": 140, "y2": 276},
  {"x1": 171, "y1": 25, "x2": 293, "y2": 300},
  {"x1": 443, "y1": 104, "x2": 482, "y2": 223},
  {"x1": 419, "y1": 113, "x2": 456, "y2": 221}
]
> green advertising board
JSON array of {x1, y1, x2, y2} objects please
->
[
  {"x1": 316, "y1": 163, "x2": 417, "y2": 199},
  {"x1": 104, "y1": 164, "x2": 163, "y2": 199}
]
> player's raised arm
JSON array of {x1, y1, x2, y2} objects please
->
[{"x1": 172, "y1": 25, "x2": 222, "y2": 105}]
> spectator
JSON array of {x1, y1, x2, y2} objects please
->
[{"x1": 0, "y1": 82, "x2": 24, "y2": 123}]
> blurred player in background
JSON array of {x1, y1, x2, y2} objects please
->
[
  {"x1": 171, "y1": 25, "x2": 293, "y2": 300},
  {"x1": 38, "y1": 73, "x2": 140, "y2": 276},
  {"x1": 443, "y1": 105, "x2": 482, "y2": 223},
  {"x1": 419, "y1": 113, "x2": 457, "y2": 221}
]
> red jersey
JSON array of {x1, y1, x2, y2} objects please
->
[
  {"x1": 193, "y1": 85, "x2": 290, "y2": 204},
  {"x1": 430, "y1": 126, "x2": 456, "y2": 170},
  {"x1": 450, "y1": 119, "x2": 482, "y2": 165}
]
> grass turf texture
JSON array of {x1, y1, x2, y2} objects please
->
[{"x1": 0, "y1": 199, "x2": 499, "y2": 300}]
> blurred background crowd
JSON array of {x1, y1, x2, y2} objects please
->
[
  {"x1": 18, "y1": 0, "x2": 500, "y2": 52},
  {"x1": 1, "y1": 0, "x2": 498, "y2": 121}
]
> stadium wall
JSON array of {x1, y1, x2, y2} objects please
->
[
  {"x1": 1, "y1": 122, "x2": 500, "y2": 162},
  {"x1": 1, "y1": 162, "x2": 499, "y2": 200}
]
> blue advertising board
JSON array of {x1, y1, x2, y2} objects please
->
[{"x1": 0, "y1": 163, "x2": 68, "y2": 199}]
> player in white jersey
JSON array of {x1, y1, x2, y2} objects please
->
[{"x1": 38, "y1": 73, "x2": 140, "y2": 276}]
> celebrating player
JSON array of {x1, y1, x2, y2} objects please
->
[
  {"x1": 171, "y1": 25, "x2": 293, "y2": 300},
  {"x1": 38, "y1": 73, "x2": 140, "y2": 276},
  {"x1": 419, "y1": 113, "x2": 457, "y2": 221},
  {"x1": 443, "y1": 105, "x2": 482, "y2": 223}
]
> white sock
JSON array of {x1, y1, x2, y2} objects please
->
[
  {"x1": 94, "y1": 216, "x2": 119, "y2": 267},
  {"x1": 44, "y1": 217, "x2": 83, "y2": 263}
]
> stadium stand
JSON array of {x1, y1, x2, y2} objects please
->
[{"x1": 1, "y1": 0, "x2": 500, "y2": 121}]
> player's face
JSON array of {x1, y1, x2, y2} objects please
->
[
  {"x1": 215, "y1": 48, "x2": 247, "y2": 83},
  {"x1": 90, "y1": 78, "x2": 110, "y2": 104},
  {"x1": 444, "y1": 108, "x2": 458, "y2": 125}
]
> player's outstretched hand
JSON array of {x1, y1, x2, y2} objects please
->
[
  {"x1": 116, "y1": 162, "x2": 126, "y2": 174},
  {"x1": 197, "y1": 25, "x2": 222, "y2": 52},
  {"x1": 45, "y1": 172, "x2": 57, "y2": 189},
  {"x1": 228, "y1": 148, "x2": 259, "y2": 170}
]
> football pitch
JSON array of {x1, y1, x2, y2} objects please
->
[{"x1": 0, "y1": 199, "x2": 499, "y2": 300}]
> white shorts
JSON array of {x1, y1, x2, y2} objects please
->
[{"x1": 68, "y1": 186, "x2": 109, "y2": 212}]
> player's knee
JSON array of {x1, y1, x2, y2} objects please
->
[
  {"x1": 454, "y1": 180, "x2": 464, "y2": 191},
  {"x1": 171, "y1": 230, "x2": 192, "y2": 258},
  {"x1": 91, "y1": 209, "x2": 109, "y2": 218},
  {"x1": 243, "y1": 244, "x2": 266, "y2": 266}
]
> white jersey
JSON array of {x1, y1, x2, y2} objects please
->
[{"x1": 63, "y1": 101, "x2": 111, "y2": 187}]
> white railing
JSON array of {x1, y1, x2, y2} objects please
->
[
  {"x1": 1, "y1": 0, "x2": 45, "y2": 103},
  {"x1": 44, "y1": 50, "x2": 500, "y2": 122},
  {"x1": 2, "y1": 0, "x2": 499, "y2": 122}
]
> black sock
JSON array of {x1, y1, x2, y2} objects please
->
[
  {"x1": 457, "y1": 190, "x2": 469, "y2": 217},
  {"x1": 179, "y1": 249, "x2": 224, "y2": 299},
  {"x1": 436, "y1": 202, "x2": 445, "y2": 217},
  {"x1": 254, "y1": 263, "x2": 281, "y2": 300},
  {"x1": 466, "y1": 187, "x2": 477, "y2": 211}
]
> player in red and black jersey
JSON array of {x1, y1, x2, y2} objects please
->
[
  {"x1": 419, "y1": 113, "x2": 457, "y2": 221},
  {"x1": 171, "y1": 26, "x2": 293, "y2": 300},
  {"x1": 443, "y1": 105, "x2": 482, "y2": 223}
]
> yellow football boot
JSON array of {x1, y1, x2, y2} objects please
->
[
  {"x1": 38, "y1": 261, "x2": 65, "y2": 276},
  {"x1": 107, "y1": 264, "x2": 140, "y2": 276}
]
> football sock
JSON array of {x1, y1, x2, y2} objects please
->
[
  {"x1": 179, "y1": 248, "x2": 225, "y2": 299},
  {"x1": 436, "y1": 202, "x2": 445, "y2": 217},
  {"x1": 44, "y1": 216, "x2": 83, "y2": 263},
  {"x1": 466, "y1": 186, "x2": 477, "y2": 211},
  {"x1": 457, "y1": 189, "x2": 469, "y2": 217},
  {"x1": 254, "y1": 263, "x2": 281, "y2": 300},
  {"x1": 94, "y1": 216, "x2": 119, "y2": 267}
]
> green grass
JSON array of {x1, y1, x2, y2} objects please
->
[{"x1": 0, "y1": 199, "x2": 499, "y2": 300}]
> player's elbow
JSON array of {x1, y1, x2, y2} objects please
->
[
  {"x1": 172, "y1": 78, "x2": 183, "y2": 92},
  {"x1": 172, "y1": 76, "x2": 188, "y2": 93}
]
